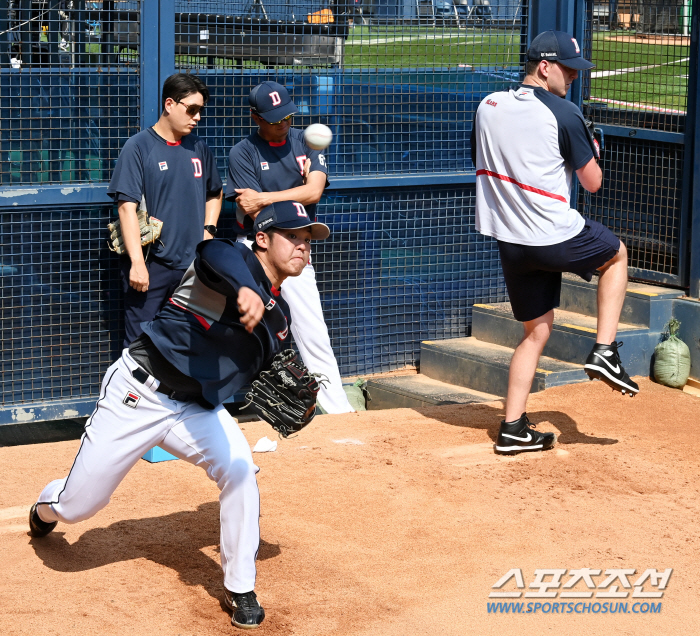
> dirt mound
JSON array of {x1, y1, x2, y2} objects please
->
[
  {"x1": 604, "y1": 35, "x2": 690, "y2": 45},
  {"x1": 2, "y1": 377, "x2": 698, "y2": 635}
]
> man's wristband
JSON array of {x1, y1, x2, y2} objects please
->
[{"x1": 204, "y1": 225, "x2": 218, "y2": 236}]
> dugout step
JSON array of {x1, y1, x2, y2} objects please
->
[
  {"x1": 366, "y1": 375, "x2": 500, "y2": 410},
  {"x1": 560, "y1": 274, "x2": 683, "y2": 330},
  {"x1": 420, "y1": 337, "x2": 588, "y2": 396},
  {"x1": 471, "y1": 303, "x2": 653, "y2": 377}
]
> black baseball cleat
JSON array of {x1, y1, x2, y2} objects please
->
[
  {"x1": 584, "y1": 341, "x2": 639, "y2": 396},
  {"x1": 28, "y1": 503, "x2": 57, "y2": 538},
  {"x1": 224, "y1": 589, "x2": 265, "y2": 629},
  {"x1": 494, "y1": 414, "x2": 556, "y2": 455}
]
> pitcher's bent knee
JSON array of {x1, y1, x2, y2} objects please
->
[
  {"x1": 218, "y1": 457, "x2": 257, "y2": 492},
  {"x1": 599, "y1": 240, "x2": 627, "y2": 272},
  {"x1": 617, "y1": 240, "x2": 628, "y2": 262}
]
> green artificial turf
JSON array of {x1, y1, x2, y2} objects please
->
[
  {"x1": 132, "y1": 25, "x2": 692, "y2": 112},
  {"x1": 343, "y1": 26, "x2": 689, "y2": 111}
]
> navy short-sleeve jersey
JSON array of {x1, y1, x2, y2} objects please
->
[
  {"x1": 107, "y1": 128, "x2": 223, "y2": 269},
  {"x1": 225, "y1": 128, "x2": 328, "y2": 233}
]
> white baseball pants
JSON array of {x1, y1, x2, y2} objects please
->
[
  {"x1": 237, "y1": 236, "x2": 354, "y2": 414},
  {"x1": 34, "y1": 349, "x2": 261, "y2": 594}
]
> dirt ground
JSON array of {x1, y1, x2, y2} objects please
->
[
  {"x1": 2, "y1": 377, "x2": 699, "y2": 636},
  {"x1": 604, "y1": 35, "x2": 690, "y2": 45}
]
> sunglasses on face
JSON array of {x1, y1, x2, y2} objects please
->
[
  {"x1": 175, "y1": 100, "x2": 204, "y2": 118},
  {"x1": 254, "y1": 111, "x2": 293, "y2": 126}
]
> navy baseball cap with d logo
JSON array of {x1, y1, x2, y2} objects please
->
[
  {"x1": 527, "y1": 30, "x2": 594, "y2": 70},
  {"x1": 253, "y1": 201, "x2": 330, "y2": 240},
  {"x1": 248, "y1": 81, "x2": 298, "y2": 123}
]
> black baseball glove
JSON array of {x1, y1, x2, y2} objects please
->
[{"x1": 244, "y1": 350, "x2": 322, "y2": 438}]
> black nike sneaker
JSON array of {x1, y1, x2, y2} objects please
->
[
  {"x1": 28, "y1": 503, "x2": 57, "y2": 538},
  {"x1": 224, "y1": 589, "x2": 265, "y2": 629},
  {"x1": 494, "y1": 414, "x2": 557, "y2": 455},
  {"x1": 584, "y1": 341, "x2": 639, "y2": 396}
]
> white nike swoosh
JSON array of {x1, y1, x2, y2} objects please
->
[
  {"x1": 501, "y1": 432, "x2": 532, "y2": 442},
  {"x1": 593, "y1": 352, "x2": 620, "y2": 374}
]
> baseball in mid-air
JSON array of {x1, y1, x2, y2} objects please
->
[{"x1": 304, "y1": 123, "x2": 333, "y2": 150}]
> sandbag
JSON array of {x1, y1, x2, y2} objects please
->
[
  {"x1": 343, "y1": 379, "x2": 370, "y2": 412},
  {"x1": 653, "y1": 319, "x2": 690, "y2": 389},
  {"x1": 317, "y1": 379, "x2": 370, "y2": 414}
]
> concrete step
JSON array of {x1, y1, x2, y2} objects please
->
[
  {"x1": 560, "y1": 273, "x2": 683, "y2": 330},
  {"x1": 472, "y1": 302, "x2": 653, "y2": 376},
  {"x1": 366, "y1": 374, "x2": 500, "y2": 410},
  {"x1": 420, "y1": 337, "x2": 588, "y2": 396}
]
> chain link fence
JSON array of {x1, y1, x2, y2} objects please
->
[
  {"x1": 0, "y1": 1, "x2": 524, "y2": 416},
  {"x1": 0, "y1": 1, "x2": 141, "y2": 186},
  {"x1": 579, "y1": 0, "x2": 691, "y2": 284}
]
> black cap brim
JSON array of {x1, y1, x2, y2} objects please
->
[
  {"x1": 558, "y1": 57, "x2": 595, "y2": 70},
  {"x1": 261, "y1": 220, "x2": 330, "y2": 240}
]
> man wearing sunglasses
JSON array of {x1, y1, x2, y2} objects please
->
[
  {"x1": 108, "y1": 73, "x2": 223, "y2": 348},
  {"x1": 225, "y1": 81, "x2": 354, "y2": 414}
]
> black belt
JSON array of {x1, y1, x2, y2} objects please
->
[{"x1": 131, "y1": 366, "x2": 198, "y2": 402}]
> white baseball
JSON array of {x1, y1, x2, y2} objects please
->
[{"x1": 304, "y1": 123, "x2": 333, "y2": 150}]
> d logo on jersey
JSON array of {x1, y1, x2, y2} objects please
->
[
  {"x1": 269, "y1": 91, "x2": 281, "y2": 106},
  {"x1": 123, "y1": 392, "x2": 141, "y2": 408},
  {"x1": 191, "y1": 158, "x2": 203, "y2": 178}
]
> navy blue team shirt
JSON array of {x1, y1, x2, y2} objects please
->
[
  {"x1": 226, "y1": 128, "x2": 328, "y2": 234},
  {"x1": 107, "y1": 128, "x2": 223, "y2": 269},
  {"x1": 143, "y1": 240, "x2": 292, "y2": 408}
]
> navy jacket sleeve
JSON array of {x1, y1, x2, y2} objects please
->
[{"x1": 194, "y1": 240, "x2": 271, "y2": 304}]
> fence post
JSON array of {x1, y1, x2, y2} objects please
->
[
  {"x1": 141, "y1": 0, "x2": 160, "y2": 129},
  {"x1": 159, "y1": 0, "x2": 175, "y2": 93},
  {"x1": 528, "y1": 0, "x2": 587, "y2": 104},
  {"x1": 528, "y1": 0, "x2": 576, "y2": 42},
  {"x1": 688, "y1": 0, "x2": 700, "y2": 298}
]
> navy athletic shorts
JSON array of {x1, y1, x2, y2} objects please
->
[{"x1": 497, "y1": 218, "x2": 620, "y2": 323}]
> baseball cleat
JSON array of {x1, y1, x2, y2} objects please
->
[
  {"x1": 224, "y1": 589, "x2": 265, "y2": 629},
  {"x1": 584, "y1": 341, "x2": 639, "y2": 395},
  {"x1": 494, "y1": 414, "x2": 556, "y2": 455},
  {"x1": 28, "y1": 503, "x2": 57, "y2": 538}
]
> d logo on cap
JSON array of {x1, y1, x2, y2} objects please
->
[
  {"x1": 292, "y1": 202, "x2": 308, "y2": 218},
  {"x1": 270, "y1": 91, "x2": 281, "y2": 106}
]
